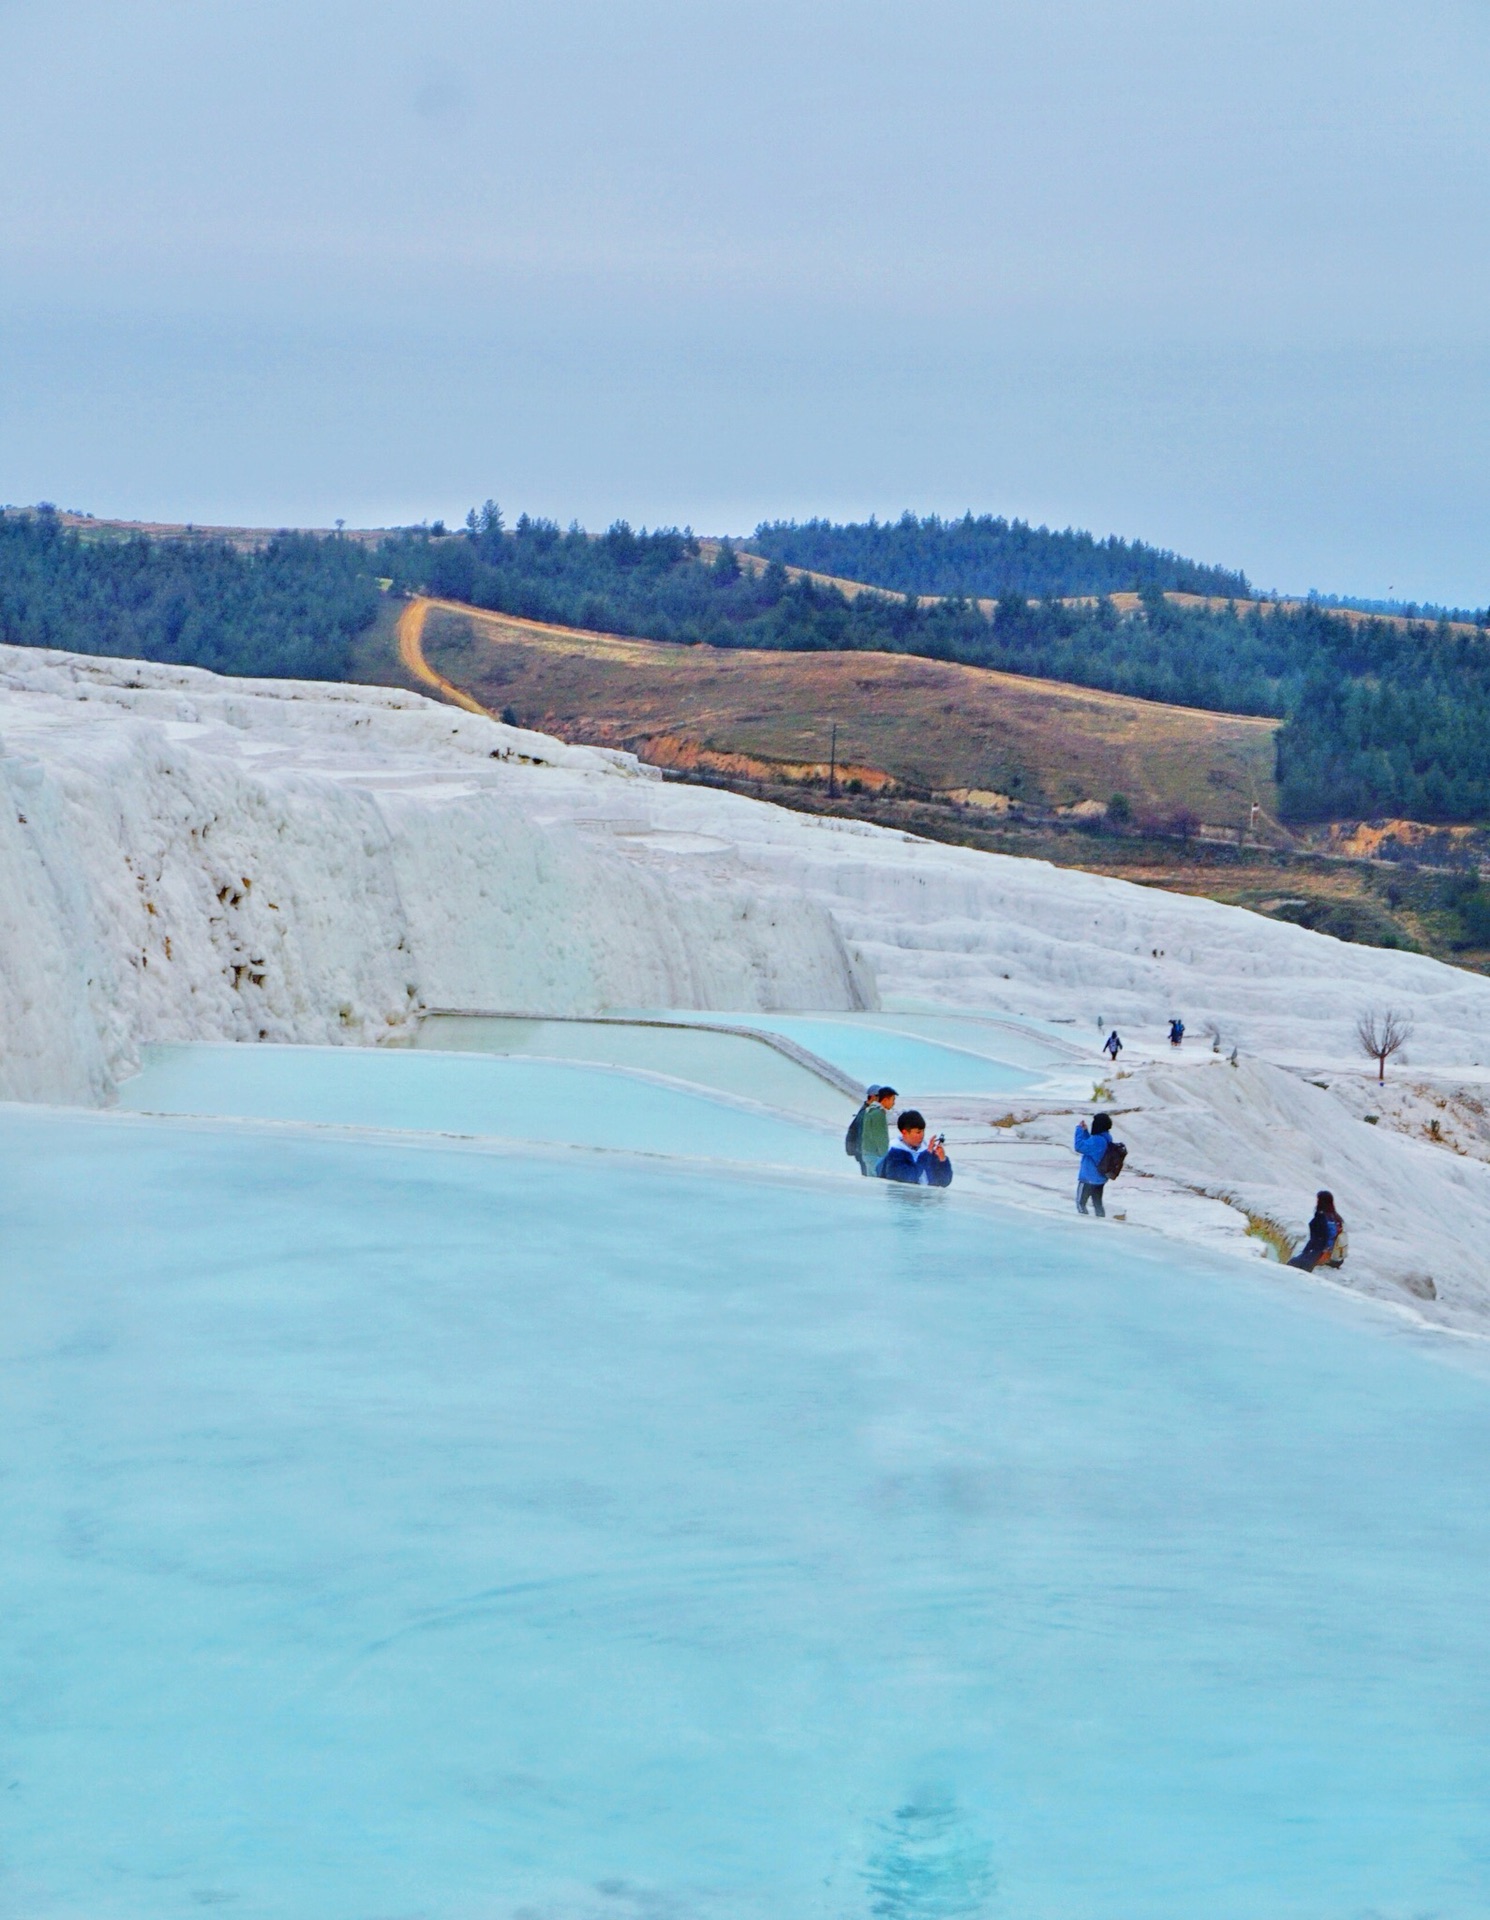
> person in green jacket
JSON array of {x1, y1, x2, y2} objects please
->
[{"x1": 857, "y1": 1085, "x2": 896, "y2": 1176}]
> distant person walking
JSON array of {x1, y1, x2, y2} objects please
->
[
  {"x1": 1168, "y1": 1018, "x2": 1185, "y2": 1048},
  {"x1": 1073, "y1": 1111, "x2": 1126, "y2": 1217},
  {"x1": 1287, "y1": 1191, "x2": 1345, "y2": 1271},
  {"x1": 846, "y1": 1085, "x2": 897, "y2": 1177},
  {"x1": 876, "y1": 1110, "x2": 953, "y2": 1187},
  {"x1": 1103, "y1": 1030, "x2": 1123, "y2": 1063}
]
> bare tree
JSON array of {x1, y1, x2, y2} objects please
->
[{"x1": 1356, "y1": 1007, "x2": 1413, "y2": 1083}]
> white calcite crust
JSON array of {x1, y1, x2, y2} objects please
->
[{"x1": 0, "y1": 646, "x2": 866, "y2": 1100}]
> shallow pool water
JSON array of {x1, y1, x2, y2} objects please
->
[
  {"x1": 6, "y1": 1096, "x2": 1490, "y2": 1917},
  {"x1": 412, "y1": 1014, "x2": 852, "y2": 1123},
  {"x1": 645, "y1": 1012, "x2": 1042, "y2": 1095},
  {"x1": 117, "y1": 1043, "x2": 845, "y2": 1171},
  {"x1": 851, "y1": 1010, "x2": 1084, "y2": 1073}
]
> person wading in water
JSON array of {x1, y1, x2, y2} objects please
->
[{"x1": 846, "y1": 1085, "x2": 897, "y2": 1177}]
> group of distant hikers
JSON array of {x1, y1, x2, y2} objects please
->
[
  {"x1": 1105, "y1": 1022, "x2": 1184, "y2": 1057},
  {"x1": 847, "y1": 1020, "x2": 1346, "y2": 1269}
]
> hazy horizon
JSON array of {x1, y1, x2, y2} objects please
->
[{"x1": 3, "y1": 1, "x2": 1487, "y2": 603}]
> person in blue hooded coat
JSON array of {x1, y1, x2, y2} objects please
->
[
  {"x1": 876, "y1": 1110, "x2": 953, "y2": 1186},
  {"x1": 1073, "y1": 1111, "x2": 1118, "y2": 1216}
]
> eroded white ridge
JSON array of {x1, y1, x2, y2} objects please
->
[{"x1": 0, "y1": 646, "x2": 868, "y2": 1101}]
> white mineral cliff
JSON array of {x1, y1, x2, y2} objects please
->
[
  {"x1": 0, "y1": 646, "x2": 868, "y2": 1101},
  {"x1": 7, "y1": 642, "x2": 1490, "y2": 1329}
]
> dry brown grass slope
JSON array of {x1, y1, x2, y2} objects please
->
[{"x1": 409, "y1": 597, "x2": 1278, "y2": 827}]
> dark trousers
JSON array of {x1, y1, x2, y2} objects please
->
[{"x1": 1077, "y1": 1180, "x2": 1105, "y2": 1217}]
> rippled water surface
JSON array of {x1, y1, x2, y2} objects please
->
[{"x1": 6, "y1": 1095, "x2": 1490, "y2": 1916}]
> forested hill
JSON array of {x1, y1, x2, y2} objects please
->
[
  {"x1": 7, "y1": 502, "x2": 1490, "y2": 827},
  {"x1": 0, "y1": 508, "x2": 378, "y2": 680},
  {"x1": 748, "y1": 512, "x2": 1252, "y2": 601},
  {"x1": 380, "y1": 511, "x2": 1490, "y2": 824}
]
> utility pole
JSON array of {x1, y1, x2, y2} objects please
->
[{"x1": 828, "y1": 721, "x2": 838, "y2": 798}]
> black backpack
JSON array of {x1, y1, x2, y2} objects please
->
[
  {"x1": 1098, "y1": 1140, "x2": 1127, "y2": 1181},
  {"x1": 845, "y1": 1107, "x2": 866, "y2": 1158}
]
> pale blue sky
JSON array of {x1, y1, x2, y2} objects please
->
[{"x1": 2, "y1": 0, "x2": 1487, "y2": 600}]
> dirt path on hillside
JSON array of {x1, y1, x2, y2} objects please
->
[{"x1": 396, "y1": 597, "x2": 496, "y2": 716}]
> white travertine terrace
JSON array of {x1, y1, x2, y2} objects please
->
[{"x1": 7, "y1": 641, "x2": 1490, "y2": 1328}]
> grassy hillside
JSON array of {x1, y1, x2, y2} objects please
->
[
  {"x1": 413, "y1": 599, "x2": 1278, "y2": 827},
  {"x1": 378, "y1": 513, "x2": 1490, "y2": 825},
  {"x1": 384, "y1": 596, "x2": 1490, "y2": 969}
]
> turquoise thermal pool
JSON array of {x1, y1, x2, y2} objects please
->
[
  {"x1": 417, "y1": 1009, "x2": 1049, "y2": 1102},
  {"x1": 622, "y1": 1010, "x2": 1048, "y2": 1095},
  {"x1": 116, "y1": 1042, "x2": 847, "y2": 1171},
  {"x1": 6, "y1": 1063, "x2": 1490, "y2": 1916},
  {"x1": 412, "y1": 1014, "x2": 853, "y2": 1123}
]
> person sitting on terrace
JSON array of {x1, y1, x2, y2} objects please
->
[
  {"x1": 876, "y1": 1110, "x2": 953, "y2": 1187},
  {"x1": 1287, "y1": 1190, "x2": 1345, "y2": 1271}
]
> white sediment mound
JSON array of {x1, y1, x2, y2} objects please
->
[
  {"x1": 971, "y1": 1055, "x2": 1490, "y2": 1334},
  {"x1": 0, "y1": 647, "x2": 868, "y2": 1100},
  {"x1": 6, "y1": 642, "x2": 1490, "y2": 1327},
  {"x1": 1123, "y1": 1057, "x2": 1490, "y2": 1324}
]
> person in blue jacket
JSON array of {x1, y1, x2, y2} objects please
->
[
  {"x1": 1287, "y1": 1191, "x2": 1344, "y2": 1270},
  {"x1": 876, "y1": 1110, "x2": 953, "y2": 1186},
  {"x1": 1073, "y1": 1111, "x2": 1116, "y2": 1216}
]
